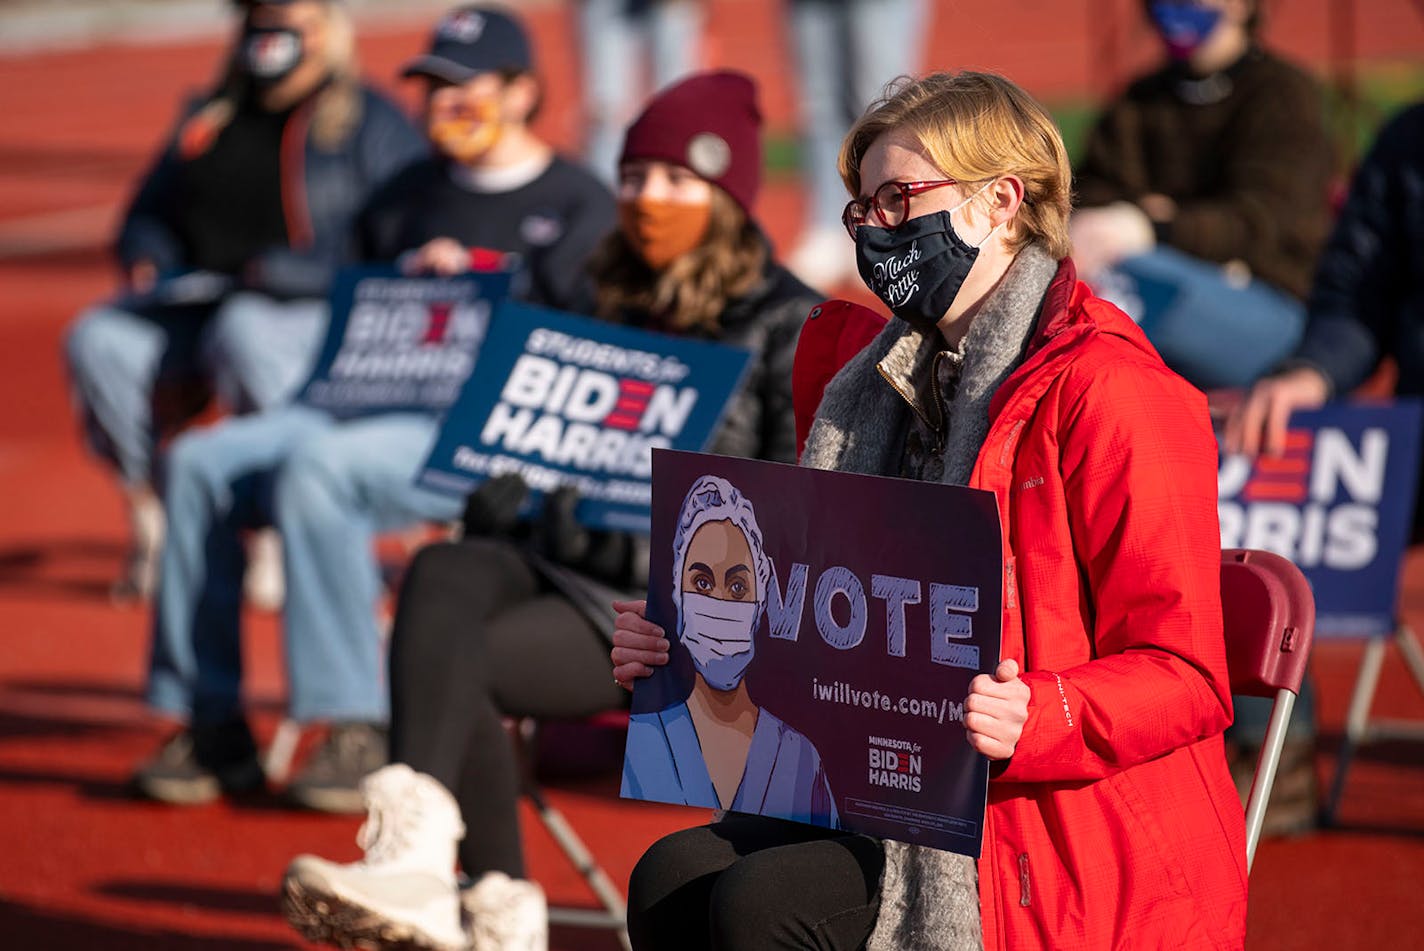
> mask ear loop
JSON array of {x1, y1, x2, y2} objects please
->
[{"x1": 955, "y1": 178, "x2": 1010, "y2": 249}]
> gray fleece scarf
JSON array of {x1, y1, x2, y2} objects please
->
[{"x1": 800, "y1": 244, "x2": 1058, "y2": 951}]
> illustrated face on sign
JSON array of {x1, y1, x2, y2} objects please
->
[
  {"x1": 682, "y1": 520, "x2": 757, "y2": 603},
  {"x1": 672, "y1": 476, "x2": 771, "y2": 692}
]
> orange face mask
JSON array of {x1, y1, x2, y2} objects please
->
[
  {"x1": 618, "y1": 198, "x2": 713, "y2": 270},
  {"x1": 428, "y1": 98, "x2": 503, "y2": 164}
]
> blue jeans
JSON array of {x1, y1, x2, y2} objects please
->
[
  {"x1": 1096, "y1": 247, "x2": 1306, "y2": 390},
  {"x1": 147, "y1": 405, "x2": 462, "y2": 726},
  {"x1": 579, "y1": 0, "x2": 704, "y2": 183},
  {"x1": 787, "y1": 0, "x2": 927, "y2": 232},
  {"x1": 64, "y1": 292, "x2": 326, "y2": 484}
]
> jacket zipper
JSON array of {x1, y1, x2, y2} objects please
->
[{"x1": 1018, "y1": 852, "x2": 1031, "y2": 907}]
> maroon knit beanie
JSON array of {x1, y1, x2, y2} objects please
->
[{"x1": 618, "y1": 70, "x2": 763, "y2": 215}]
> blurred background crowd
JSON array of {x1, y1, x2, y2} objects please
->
[{"x1": 0, "y1": 0, "x2": 1421, "y2": 948}]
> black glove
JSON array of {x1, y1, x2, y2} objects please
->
[
  {"x1": 461, "y1": 473, "x2": 529, "y2": 538},
  {"x1": 535, "y1": 485, "x2": 635, "y2": 585},
  {"x1": 534, "y1": 485, "x2": 590, "y2": 565}
]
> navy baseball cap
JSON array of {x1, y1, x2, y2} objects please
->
[{"x1": 401, "y1": 5, "x2": 533, "y2": 84}]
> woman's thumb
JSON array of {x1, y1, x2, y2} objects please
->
[{"x1": 995, "y1": 658, "x2": 1021, "y2": 682}]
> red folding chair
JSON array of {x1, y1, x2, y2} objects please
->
[{"x1": 1219, "y1": 549, "x2": 1317, "y2": 872}]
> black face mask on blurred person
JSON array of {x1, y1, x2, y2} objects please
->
[{"x1": 242, "y1": 26, "x2": 305, "y2": 86}]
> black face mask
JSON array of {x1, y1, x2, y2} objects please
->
[
  {"x1": 242, "y1": 26, "x2": 305, "y2": 86},
  {"x1": 854, "y1": 209, "x2": 985, "y2": 335}
]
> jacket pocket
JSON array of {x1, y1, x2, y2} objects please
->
[{"x1": 1102, "y1": 769, "x2": 1192, "y2": 904}]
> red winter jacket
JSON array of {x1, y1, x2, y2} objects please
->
[{"x1": 794, "y1": 261, "x2": 1247, "y2": 950}]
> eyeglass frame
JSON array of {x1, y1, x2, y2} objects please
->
[{"x1": 841, "y1": 179, "x2": 962, "y2": 239}]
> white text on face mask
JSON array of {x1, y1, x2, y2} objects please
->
[{"x1": 873, "y1": 240, "x2": 922, "y2": 307}]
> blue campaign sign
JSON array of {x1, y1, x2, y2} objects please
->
[
  {"x1": 623, "y1": 450, "x2": 1002, "y2": 857},
  {"x1": 297, "y1": 265, "x2": 513, "y2": 419},
  {"x1": 417, "y1": 301, "x2": 753, "y2": 533},
  {"x1": 1218, "y1": 400, "x2": 1423, "y2": 636}
]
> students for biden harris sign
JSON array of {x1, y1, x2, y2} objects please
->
[
  {"x1": 297, "y1": 265, "x2": 513, "y2": 418},
  {"x1": 622, "y1": 450, "x2": 1002, "y2": 857},
  {"x1": 418, "y1": 302, "x2": 752, "y2": 533}
]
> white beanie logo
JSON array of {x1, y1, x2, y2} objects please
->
[{"x1": 687, "y1": 132, "x2": 732, "y2": 180}]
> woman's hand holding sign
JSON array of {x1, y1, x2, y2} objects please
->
[
  {"x1": 965, "y1": 659, "x2": 1030, "y2": 760},
  {"x1": 611, "y1": 599, "x2": 669, "y2": 690}
]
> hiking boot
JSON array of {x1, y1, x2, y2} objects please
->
[
  {"x1": 133, "y1": 720, "x2": 264, "y2": 805},
  {"x1": 282, "y1": 764, "x2": 466, "y2": 951},
  {"x1": 463, "y1": 871, "x2": 547, "y2": 951},
  {"x1": 1228, "y1": 735, "x2": 1320, "y2": 836},
  {"x1": 287, "y1": 722, "x2": 388, "y2": 814}
]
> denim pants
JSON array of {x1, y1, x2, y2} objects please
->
[
  {"x1": 64, "y1": 292, "x2": 327, "y2": 484},
  {"x1": 1095, "y1": 246, "x2": 1306, "y2": 391},
  {"x1": 147, "y1": 404, "x2": 463, "y2": 726},
  {"x1": 579, "y1": 0, "x2": 703, "y2": 183},
  {"x1": 787, "y1": 0, "x2": 927, "y2": 233}
]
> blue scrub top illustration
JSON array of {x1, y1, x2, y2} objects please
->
[{"x1": 622, "y1": 474, "x2": 839, "y2": 828}]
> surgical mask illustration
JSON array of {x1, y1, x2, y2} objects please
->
[
  {"x1": 670, "y1": 475, "x2": 773, "y2": 692},
  {"x1": 242, "y1": 26, "x2": 304, "y2": 85},
  {"x1": 678, "y1": 592, "x2": 758, "y2": 690},
  {"x1": 854, "y1": 181, "x2": 999, "y2": 333}
]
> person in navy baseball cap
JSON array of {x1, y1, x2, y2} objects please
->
[
  {"x1": 397, "y1": 5, "x2": 540, "y2": 167},
  {"x1": 401, "y1": 4, "x2": 533, "y2": 83}
]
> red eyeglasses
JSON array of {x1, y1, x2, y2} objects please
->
[{"x1": 842, "y1": 179, "x2": 960, "y2": 238}]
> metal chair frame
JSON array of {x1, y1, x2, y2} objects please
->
[{"x1": 1220, "y1": 548, "x2": 1317, "y2": 872}]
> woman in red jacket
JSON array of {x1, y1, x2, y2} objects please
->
[{"x1": 611, "y1": 70, "x2": 1247, "y2": 951}]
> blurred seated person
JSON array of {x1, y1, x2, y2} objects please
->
[
  {"x1": 132, "y1": 4, "x2": 614, "y2": 815},
  {"x1": 1221, "y1": 100, "x2": 1424, "y2": 835},
  {"x1": 1071, "y1": 0, "x2": 1332, "y2": 391},
  {"x1": 278, "y1": 71, "x2": 820, "y2": 951},
  {"x1": 1227, "y1": 100, "x2": 1424, "y2": 457},
  {"x1": 64, "y1": 0, "x2": 426, "y2": 599}
]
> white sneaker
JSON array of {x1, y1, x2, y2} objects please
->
[
  {"x1": 243, "y1": 528, "x2": 285, "y2": 611},
  {"x1": 281, "y1": 764, "x2": 468, "y2": 951},
  {"x1": 786, "y1": 225, "x2": 860, "y2": 294},
  {"x1": 463, "y1": 871, "x2": 547, "y2": 951}
]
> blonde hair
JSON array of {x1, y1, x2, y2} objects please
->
[
  {"x1": 838, "y1": 71, "x2": 1072, "y2": 260},
  {"x1": 589, "y1": 187, "x2": 768, "y2": 335}
]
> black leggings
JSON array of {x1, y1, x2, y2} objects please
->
[
  {"x1": 627, "y1": 814, "x2": 885, "y2": 951},
  {"x1": 387, "y1": 538, "x2": 624, "y2": 878}
]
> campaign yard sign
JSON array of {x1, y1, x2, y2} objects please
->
[
  {"x1": 1218, "y1": 401, "x2": 1423, "y2": 636},
  {"x1": 623, "y1": 450, "x2": 1002, "y2": 857},
  {"x1": 418, "y1": 302, "x2": 752, "y2": 533},
  {"x1": 297, "y1": 265, "x2": 513, "y2": 419}
]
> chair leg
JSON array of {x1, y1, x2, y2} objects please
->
[
  {"x1": 1323, "y1": 633, "x2": 1388, "y2": 825},
  {"x1": 515, "y1": 718, "x2": 631, "y2": 949},
  {"x1": 1244, "y1": 691, "x2": 1294, "y2": 874}
]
